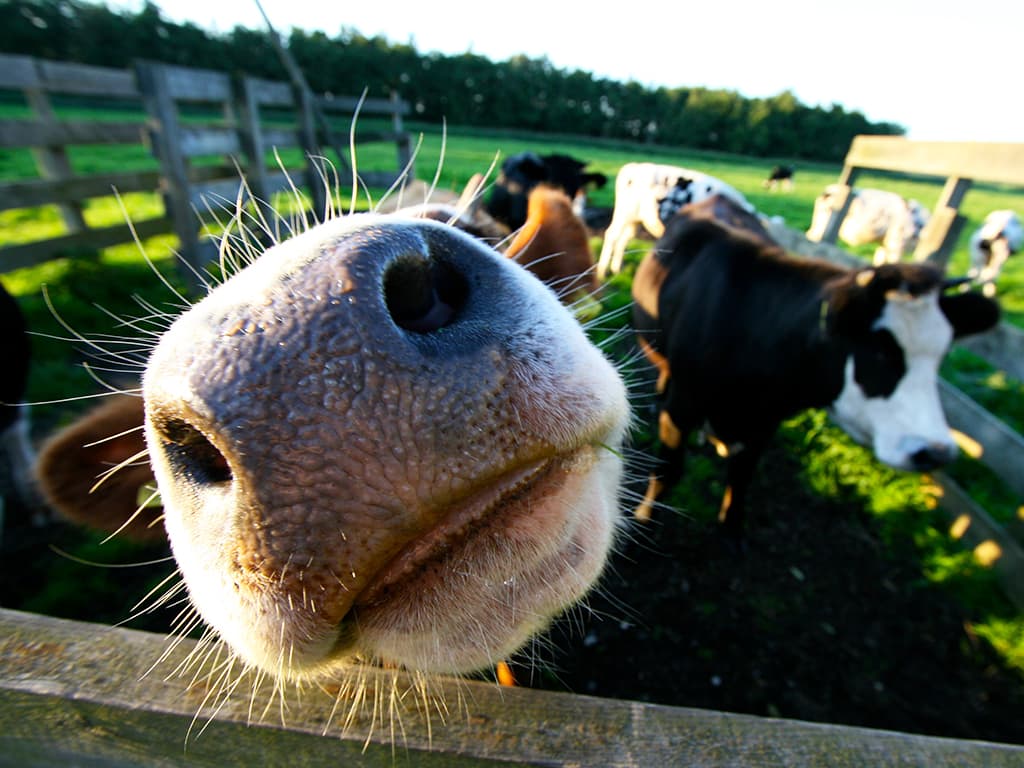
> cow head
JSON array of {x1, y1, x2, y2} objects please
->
[
  {"x1": 485, "y1": 152, "x2": 607, "y2": 231},
  {"x1": 825, "y1": 264, "x2": 999, "y2": 471}
]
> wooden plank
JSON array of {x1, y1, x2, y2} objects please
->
[
  {"x1": 763, "y1": 218, "x2": 863, "y2": 268},
  {"x1": 939, "y1": 381, "x2": 1024, "y2": 499},
  {"x1": 261, "y1": 127, "x2": 301, "y2": 149},
  {"x1": 0, "y1": 119, "x2": 143, "y2": 148},
  {"x1": 155, "y1": 62, "x2": 232, "y2": 102},
  {"x1": 318, "y1": 94, "x2": 411, "y2": 116},
  {"x1": 958, "y1": 323, "x2": 1024, "y2": 382},
  {"x1": 179, "y1": 126, "x2": 240, "y2": 158},
  {"x1": 35, "y1": 59, "x2": 138, "y2": 99},
  {"x1": 0, "y1": 54, "x2": 39, "y2": 89},
  {"x1": 0, "y1": 216, "x2": 172, "y2": 272},
  {"x1": 932, "y1": 475, "x2": 1024, "y2": 611},
  {"x1": 0, "y1": 609, "x2": 1021, "y2": 767},
  {"x1": 0, "y1": 170, "x2": 161, "y2": 210},
  {"x1": 245, "y1": 77, "x2": 296, "y2": 107},
  {"x1": 846, "y1": 137, "x2": 1024, "y2": 187}
]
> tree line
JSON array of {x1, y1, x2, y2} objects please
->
[{"x1": 0, "y1": 0, "x2": 904, "y2": 161}]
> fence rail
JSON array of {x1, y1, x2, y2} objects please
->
[
  {"x1": 1, "y1": 608, "x2": 1020, "y2": 767},
  {"x1": 0, "y1": 53, "x2": 414, "y2": 283}
]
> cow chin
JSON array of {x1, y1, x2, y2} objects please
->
[{"x1": 829, "y1": 359, "x2": 958, "y2": 473}]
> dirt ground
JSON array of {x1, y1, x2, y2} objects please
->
[
  {"x1": 511, "y1": 440, "x2": 1024, "y2": 746},
  {"x1": 3, "y1": 438, "x2": 1023, "y2": 748}
]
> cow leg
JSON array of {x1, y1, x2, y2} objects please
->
[
  {"x1": 717, "y1": 436, "x2": 770, "y2": 540},
  {"x1": 634, "y1": 407, "x2": 692, "y2": 521},
  {"x1": 597, "y1": 217, "x2": 637, "y2": 280}
]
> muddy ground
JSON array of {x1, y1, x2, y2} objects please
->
[{"x1": 513, "y1": 439, "x2": 1024, "y2": 746}]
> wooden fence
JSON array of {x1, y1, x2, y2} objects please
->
[
  {"x1": 2, "y1": 608, "x2": 1021, "y2": 767},
  {"x1": 786, "y1": 136, "x2": 1024, "y2": 608},
  {"x1": 0, "y1": 53, "x2": 414, "y2": 284}
]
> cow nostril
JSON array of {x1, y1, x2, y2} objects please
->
[
  {"x1": 384, "y1": 256, "x2": 468, "y2": 334},
  {"x1": 158, "y1": 418, "x2": 232, "y2": 485}
]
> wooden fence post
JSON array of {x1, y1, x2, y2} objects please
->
[
  {"x1": 914, "y1": 176, "x2": 973, "y2": 269},
  {"x1": 135, "y1": 60, "x2": 214, "y2": 292},
  {"x1": 235, "y1": 75, "x2": 276, "y2": 230},
  {"x1": 814, "y1": 165, "x2": 860, "y2": 245},
  {"x1": 23, "y1": 67, "x2": 88, "y2": 236},
  {"x1": 391, "y1": 89, "x2": 414, "y2": 179},
  {"x1": 296, "y1": 84, "x2": 328, "y2": 218}
]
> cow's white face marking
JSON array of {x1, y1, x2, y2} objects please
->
[{"x1": 829, "y1": 290, "x2": 958, "y2": 470}]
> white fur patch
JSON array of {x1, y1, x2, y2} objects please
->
[{"x1": 829, "y1": 291, "x2": 957, "y2": 470}]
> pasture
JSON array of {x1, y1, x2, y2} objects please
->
[{"x1": 1, "y1": 120, "x2": 1023, "y2": 745}]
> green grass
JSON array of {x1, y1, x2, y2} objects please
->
[{"x1": 1, "y1": 122, "x2": 1021, "y2": 673}]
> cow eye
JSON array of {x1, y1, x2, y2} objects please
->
[{"x1": 852, "y1": 329, "x2": 906, "y2": 398}]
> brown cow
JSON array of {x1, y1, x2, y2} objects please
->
[{"x1": 505, "y1": 185, "x2": 598, "y2": 304}]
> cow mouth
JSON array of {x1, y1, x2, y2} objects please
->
[
  {"x1": 341, "y1": 441, "x2": 617, "y2": 673},
  {"x1": 353, "y1": 455, "x2": 564, "y2": 611}
]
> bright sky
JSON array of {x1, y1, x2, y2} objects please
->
[{"x1": 123, "y1": 0, "x2": 1021, "y2": 144}]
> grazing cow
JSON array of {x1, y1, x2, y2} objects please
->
[
  {"x1": 632, "y1": 195, "x2": 1000, "y2": 539},
  {"x1": 0, "y1": 281, "x2": 43, "y2": 534},
  {"x1": 763, "y1": 164, "x2": 795, "y2": 191},
  {"x1": 596, "y1": 162, "x2": 753, "y2": 280},
  {"x1": 806, "y1": 184, "x2": 930, "y2": 265},
  {"x1": 35, "y1": 191, "x2": 630, "y2": 681},
  {"x1": 967, "y1": 209, "x2": 1023, "y2": 297},
  {"x1": 504, "y1": 185, "x2": 598, "y2": 303},
  {"x1": 485, "y1": 151, "x2": 607, "y2": 232}
]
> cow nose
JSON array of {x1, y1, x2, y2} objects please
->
[{"x1": 910, "y1": 442, "x2": 958, "y2": 471}]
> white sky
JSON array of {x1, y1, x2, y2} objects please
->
[{"x1": 125, "y1": 0, "x2": 1022, "y2": 144}]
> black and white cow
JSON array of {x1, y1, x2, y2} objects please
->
[
  {"x1": 806, "y1": 184, "x2": 930, "y2": 265},
  {"x1": 485, "y1": 151, "x2": 607, "y2": 232},
  {"x1": 632, "y1": 195, "x2": 1000, "y2": 538},
  {"x1": 763, "y1": 164, "x2": 795, "y2": 191},
  {"x1": 596, "y1": 162, "x2": 753, "y2": 280},
  {"x1": 968, "y1": 209, "x2": 1023, "y2": 297}
]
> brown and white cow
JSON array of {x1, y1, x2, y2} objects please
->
[
  {"x1": 596, "y1": 162, "x2": 753, "y2": 280},
  {"x1": 633, "y1": 195, "x2": 999, "y2": 538},
  {"x1": 967, "y1": 209, "x2": 1023, "y2": 297},
  {"x1": 806, "y1": 184, "x2": 930, "y2": 266}
]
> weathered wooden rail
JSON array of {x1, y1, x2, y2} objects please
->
[
  {"x1": 1, "y1": 608, "x2": 1020, "y2": 767},
  {"x1": 808, "y1": 135, "x2": 1024, "y2": 268},
  {"x1": 0, "y1": 53, "x2": 413, "y2": 281}
]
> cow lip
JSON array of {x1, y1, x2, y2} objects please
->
[{"x1": 353, "y1": 455, "x2": 560, "y2": 610}]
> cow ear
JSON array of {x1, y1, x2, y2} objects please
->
[
  {"x1": 34, "y1": 394, "x2": 165, "y2": 542},
  {"x1": 939, "y1": 292, "x2": 1001, "y2": 338}
]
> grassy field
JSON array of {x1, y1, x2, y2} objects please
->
[{"x1": 1, "y1": 120, "x2": 1022, "y2": 679}]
